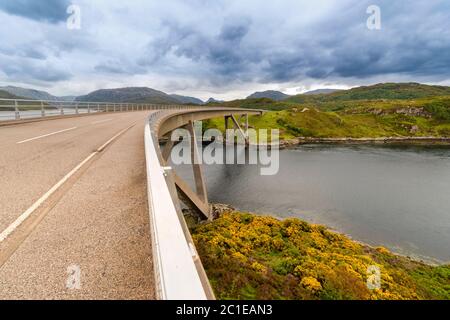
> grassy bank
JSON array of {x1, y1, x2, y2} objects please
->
[
  {"x1": 204, "y1": 101, "x2": 450, "y2": 141},
  {"x1": 191, "y1": 210, "x2": 450, "y2": 300},
  {"x1": 204, "y1": 84, "x2": 450, "y2": 141}
]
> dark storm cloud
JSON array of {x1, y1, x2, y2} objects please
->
[
  {"x1": 0, "y1": 45, "x2": 46, "y2": 60},
  {"x1": 139, "y1": 16, "x2": 257, "y2": 81},
  {"x1": 134, "y1": 0, "x2": 450, "y2": 87},
  {"x1": 0, "y1": 0, "x2": 71, "y2": 23},
  {"x1": 94, "y1": 60, "x2": 147, "y2": 75},
  {"x1": 1, "y1": 0, "x2": 450, "y2": 94},
  {"x1": 1, "y1": 60, "x2": 71, "y2": 82},
  {"x1": 254, "y1": 0, "x2": 450, "y2": 84}
]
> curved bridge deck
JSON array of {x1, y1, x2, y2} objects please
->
[
  {"x1": 0, "y1": 111, "x2": 155, "y2": 299},
  {"x1": 0, "y1": 104, "x2": 262, "y2": 299}
]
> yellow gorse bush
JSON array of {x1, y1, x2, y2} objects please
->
[{"x1": 191, "y1": 211, "x2": 450, "y2": 300}]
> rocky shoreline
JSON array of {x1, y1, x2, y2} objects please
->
[{"x1": 279, "y1": 136, "x2": 450, "y2": 149}]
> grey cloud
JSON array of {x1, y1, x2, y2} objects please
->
[
  {"x1": 95, "y1": 60, "x2": 147, "y2": 75},
  {"x1": 22, "y1": 47, "x2": 47, "y2": 60},
  {"x1": 146, "y1": 0, "x2": 450, "y2": 86},
  {"x1": 0, "y1": 44, "x2": 47, "y2": 61},
  {"x1": 1, "y1": 58, "x2": 72, "y2": 82},
  {"x1": 140, "y1": 16, "x2": 256, "y2": 81},
  {"x1": 1, "y1": 0, "x2": 450, "y2": 95},
  {"x1": 254, "y1": 0, "x2": 450, "y2": 84},
  {"x1": 0, "y1": 0, "x2": 71, "y2": 23}
]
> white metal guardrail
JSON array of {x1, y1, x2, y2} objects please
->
[
  {"x1": 145, "y1": 111, "x2": 209, "y2": 300},
  {"x1": 0, "y1": 98, "x2": 204, "y2": 121},
  {"x1": 144, "y1": 108, "x2": 263, "y2": 300},
  {"x1": 1, "y1": 97, "x2": 258, "y2": 299}
]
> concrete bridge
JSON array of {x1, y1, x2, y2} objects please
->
[{"x1": 0, "y1": 99, "x2": 262, "y2": 299}]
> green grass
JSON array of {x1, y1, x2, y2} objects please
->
[
  {"x1": 204, "y1": 95, "x2": 450, "y2": 139},
  {"x1": 287, "y1": 83, "x2": 450, "y2": 104}
]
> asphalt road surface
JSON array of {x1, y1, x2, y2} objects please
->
[{"x1": 0, "y1": 111, "x2": 155, "y2": 299}]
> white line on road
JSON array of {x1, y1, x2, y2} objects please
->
[
  {"x1": 91, "y1": 118, "x2": 112, "y2": 125},
  {"x1": 16, "y1": 127, "x2": 78, "y2": 144},
  {"x1": 0, "y1": 123, "x2": 136, "y2": 243}
]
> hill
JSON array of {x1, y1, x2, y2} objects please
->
[
  {"x1": 76, "y1": 87, "x2": 204, "y2": 105},
  {"x1": 205, "y1": 97, "x2": 225, "y2": 104},
  {"x1": 246, "y1": 90, "x2": 290, "y2": 101},
  {"x1": 204, "y1": 94, "x2": 450, "y2": 140},
  {"x1": 169, "y1": 94, "x2": 203, "y2": 105},
  {"x1": 211, "y1": 83, "x2": 450, "y2": 113},
  {"x1": 213, "y1": 97, "x2": 294, "y2": 111},
  {"x1": 287, "y1": 83, "x2": 450, "y2": 104},
  {"x1": 0, "y1": 86, "x2": 80, "y2": 101},
  {"x1": 75, "y1": 87, "x2": 181, "y2": 104},
  {"x1": 0, "y1": 86, "x2": 59, "y2": 101},
  {"x1": 0, "y1": 89, "x2": 24, "y2": 99},
  {"x1": 58, "y1": 96, "x2": 77, "y2": 102},
  {"x1": 303, "y1": 88, "x2": 342, "y2": 95}
]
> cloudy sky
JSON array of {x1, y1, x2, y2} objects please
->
[{"x1": 0, "y1": 0, "x2": 449, "y2": 100}]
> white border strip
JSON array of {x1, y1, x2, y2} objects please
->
[
  {"x1": 0, "y1": 124, "x2": 135, "y2": 243},
  {"x1": 17, "y1": 127, "x2": 77, "y2": 144}
]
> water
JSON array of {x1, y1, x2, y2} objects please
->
[{"x1": 173, "y1": 144, "x2": 450, "y2": 263}]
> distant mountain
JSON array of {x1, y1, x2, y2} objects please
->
[
  {"x1": 328, "y1": 83, "x2": 450, "y2": 100},
  {"x1": 58, "y1": 96, "x2": 77, "y2": 102},
  {"x1": 303, "y1": 88, "x2": 342, "y2": 95},
  {"x1": 246, "y1": 90, "x2": 290, "y2": 101},
  {"x1": 0, "y1": 85, "x2": 205, "y2": 105},
  {"x1": 0, "y1": 89, "x2": 24, "y2": 99},
  {"x1": 287, "y1": 83, "x2": 450, "y2": 103},
  {"x1": 0, "y1": 86, "x2": 80, "y2": 101},
  {"x1": 75, "y1": 87, "x2": 181, "y2": 104},
  {"x1": 0, "y1": 85, "x2": 59, "y2": 101},
  {"x1": 205, "y1": 97, "x2": 225, "y2": 104},
  {"x1": 169, "y1": 94, "x2": 203, "y2": 105}
]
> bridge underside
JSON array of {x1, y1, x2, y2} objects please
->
[{"x1": 156, "y1": 109, "x2": 262, "y2": 221}]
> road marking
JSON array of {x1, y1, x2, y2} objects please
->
[
  {"x1": 91, "y1": 118, "x2": 112, "y2": 125},
  {"x1": 0, "y1": 123, "x2": 136, "y2": 243},
  {"x1": 16, "y1": 127, "x2": 78, "y2": 144}
]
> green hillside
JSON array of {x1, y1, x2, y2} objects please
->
[
  {"x1": 0, "y1": 89, "x2": 22, "y2": 99},
  {"x1": 204, "y1": 83, "x2": 450, "y2": 139},
  {"x1": 213, "y1": 97, "x2": 294, "y2": 111},
  {"x1": 0, "y1": 90, "x2": 28, "y2": 108},
  {"x1": 204, "y1": 95, "x2": 450, "y2": 140},
  {"x1": 287, "y1": 83, "x2": 450, "y2": 104}
]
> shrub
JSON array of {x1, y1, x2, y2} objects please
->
[{"x1": 191, "y1": 211, "x2": 450, "y2": 300}]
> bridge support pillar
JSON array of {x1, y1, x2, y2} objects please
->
[
  {"x1": 225, "y1": 114, "x2": 249, "y2": 145},
  {"x1": 162, "y1": 138, "x2": 177, "y2": 163},
  {"x1": 186, "y1": 121, "x2": 209, "y2": 205},
  {"x1": 161, "y1": 122, "x2": 211, "y2": 221}
]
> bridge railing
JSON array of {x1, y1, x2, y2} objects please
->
[
  {"x1": 145, "y1": 110, "x2": 212, "y2": 300},
  {"x1": 144, "y1": 108, "x2": 263, "y2": 300},
  {"x1": 0, "y1": 98, "x2": 206, "y2": 122}
]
